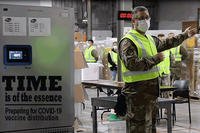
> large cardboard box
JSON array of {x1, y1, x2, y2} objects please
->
[
  {"x1": 74, "y1": 47, "x2": 87, "y2": 69},
  {"x1": 74, "y1": 47, "x2": 87, "y2": 102},
  {"x1": 74, "y1": 84, "x2": 85, "y2": 103},
  {"x1": 74, "y1": 32, "x2": 81, "y2": 42},
  {"x1": 182, "y1": 21, "x2": 197, "y2": 32},
  {"x1": 75, "y1": 70, "x2": 82, "y2": 84},
  {"x1": 82, "y1": 63, "x2": 101, "y2": 80},
  {"x1": 74, "y1": 32, "x2": 87, "y2": 42}
]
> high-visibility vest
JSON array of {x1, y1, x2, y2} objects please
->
[
  {"x1": 120, "y1": 29, "x2": 160, "y2": 83},
  {"x1": 108, "y1": 50, "x2": 118, "y2": 67},
  {"x1": 158, "y1": 50, "x2": 170, "y2": 75},
  {"x1": 84, "y1": 46, "x2": 96, "y2": 63},
  {"x1": 170, "y1": 46, "x2": 182, "y2": 61}
]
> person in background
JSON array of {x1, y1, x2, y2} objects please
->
[
  {"x1": 117, "y1": 6, "x2": 196, "y2": 133},
  {"x1": 157, "y1": 33, "x2": 165, "y2": 42},
  {"x1": 168, "y1": 32, "x2": 188, "y2": 83},
  {"x1": 84, "y1": 39, "x2": 98, "y2": 63},
  {"x1": 157, "y1": 33, "x2": 171, "y2": 86},
  {"x1": 108, "y1": 42, "x2": 118, "y2": 81}
]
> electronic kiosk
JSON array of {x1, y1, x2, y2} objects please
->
[{"x1": 0, "y1": 4, "x2": 74, "y2": 132}]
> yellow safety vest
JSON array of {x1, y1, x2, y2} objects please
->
[
  {"x1": 108, "y1": 50, "x2": 118, "y2": 67},
  {"x1": 158, "y1": 50, "x2": 170, "y2": 75},
  {"x1": 170, "y1": 46, "x2": 182, "y2": 61},
  {"x1": 120, "y1": 29, "x2": 160, "y2": 83},
  {"x1": 84, "y1": 46, "x2": 96, "y2": 63}
]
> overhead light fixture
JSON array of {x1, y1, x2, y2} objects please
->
[{"x1": 82, "y1": 19, "x2": 88, "y2": 23}]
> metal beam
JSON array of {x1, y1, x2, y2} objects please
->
[{"x1": 87, "y1": 0, "x2": 92, "y2": 39}]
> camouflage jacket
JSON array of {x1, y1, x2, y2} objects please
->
[{"x1": 119, "y1": 31, "x2": 189, "y2": 96}]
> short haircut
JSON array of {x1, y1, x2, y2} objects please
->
[
  {"x1": 157, "y1": 34, "x2": 165, "y2": 37},
  {"x1": 88, "y1": 39, "x2": 94, "y2": 43},
  {"x1": 132, "y1": 6, "x2": 148, "y2": 19},
  {"x1": 113, "y1": 41, "x2": 117, "y2": 45},
  {"x1": 168, "y1": 32, "x2": 175, "y2": 35}
]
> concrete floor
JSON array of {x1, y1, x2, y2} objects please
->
[{"x1": 75, "y1": 89, "x2": 200, "y2": 133}]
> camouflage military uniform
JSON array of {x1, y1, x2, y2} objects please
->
[
  {"x1": 119, "y1": 33, "x2": 188, "y2": 133},
  {"x1": 170, "y1": 45, "x2": 188, "y2": 83}
]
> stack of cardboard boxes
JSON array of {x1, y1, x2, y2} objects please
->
[
  {"x1": 74, "y1": 32, "x2": 87, "y2": 42},
  {"x1": 102, "y1": 47, "x2": 111, "y2": 80},
  {"x1": 74, "y1": 47, "x2": 87, "y2": 103},
  {"x1": 182, "y1": 36, "x2": 200, "y2": 97}
]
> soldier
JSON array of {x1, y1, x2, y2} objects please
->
[
  {"x1": 157, "y1": 34, "x2": 171, "y2": 86},
  {"x1": 118, "y1": 6, "x2": 196, "y2": 133},
  {"x1": 108, "y1": 42, "x2": 118, "y2": 81},
  {"x1": 168, "y1": 32, "x2": 188, "y2": 84}
]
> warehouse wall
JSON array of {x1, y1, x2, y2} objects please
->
[
  {"x1": 51, "y1": 0, "x2": 132, "y2": 37},
  {"x1": 0, "y1": 0, "x2": 52, "y2": 7},
  {"x1": 92, "y1": 0, "x2": 132, "y2": 37},
  {"x1": 158, "y1": 0, "x2": 200, "y2": 30},
  {"x1": 121, "y1": 0, "x2": 132, "y2": 28},
  {"x1": 92, "y1": 0, "x2": 114, "y2": 30}
]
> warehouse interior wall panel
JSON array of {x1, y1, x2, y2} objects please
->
[
  {"x1": 0, "y1": 0, "x2": 52, "y2": 7},
  {"x1": 158, "y1": 0, "x2": 200, "y2": 30}
]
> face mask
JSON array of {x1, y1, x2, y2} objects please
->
[
  {"x1": 86, "y1": 42, "x2": 90, "y2": 47},
  {"x1": 136, "y1": 19, "x2": 150, "y2": 33}
]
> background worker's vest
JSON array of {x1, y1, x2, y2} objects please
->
[
  {"x1": 120, "y1": 29, "x2": 160, "y2": 83},
  {"x1": 108, "y1": 50, "x2": 118, "y2": 68},
  {"x1": 170, "y1": 45, "x2": 182, "y2": 62},
  {"x1": 84, "y1": 46, "x2": 96, "y2": 63},
  {"x1": 158, "y1": 50, "x2": 170, "y2": 75}
]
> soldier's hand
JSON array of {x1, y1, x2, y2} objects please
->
[
  {"x1": 156, "y1": 52, "x2": 164, "y2": 61},
  {"x1": 184, "y1": 26, "x2": 197, "y2": 37}
]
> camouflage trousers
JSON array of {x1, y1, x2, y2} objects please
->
[
  {"x1": 170, "y1": 62, "x2": 182, "y2": 83},
  {"x1": 125, "y1": 93, "x2": 158, "y2": 133}
]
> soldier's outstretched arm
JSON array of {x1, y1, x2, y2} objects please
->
[
  {"x1": 118, "y1": 38, "x2": 163, "y2": 71},
  {"x1": 155, "y1": 27, "x2": 196, "y2": 52},
  {"x1": 155, "y1": 33, "x2": 188, "y2": 52}
]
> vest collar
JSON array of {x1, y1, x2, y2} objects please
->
[
  {"x1": 130, "y1": 29, "x2": 147, "y2": 37},
  {"x1": 87, "y1": 45, "x2": 93, "y2": 49}
]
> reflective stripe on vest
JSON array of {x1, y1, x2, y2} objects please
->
[
  {"x1": 108, "y1": 50, "x2": 118, "y2": 67},
  {"x1": 129, "y1": 32, "x2": 147, "y2": 57},
  {"x1": 171, "y1": 46, "x2": 182, "y2": 61},
  {"x1": 120, "y1": 29, "x2": 160, "y2": 83},
  {"x1": 123, "y1": 66, "x2": 160, "y2": 76},
  {"x1": 84, "y1": 46, "x2": 96, "y2": 62},
  {"x1": 158, "y1": 50, "x2": 171, "y2": 75}
]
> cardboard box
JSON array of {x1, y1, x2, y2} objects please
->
[
  {"x1": 74, "y1": 32, "x2": 81, "y2": 42},
  {"x1": 82, "y1": 63, "x2": 101, "y2": 80},
  {"x1": 74, "y1": 47, "x2": 87, "y2": 102},
  {"x1": 74, "y1": 84, "x2": 85, "y2": 103},
  {"x1": 182, "y1": 21, "x2": 197, "y2": 32},
  {"x1": 74, "y1": 70, "x2": 82, "y2": 84},
  {"x1": 74, "y1": 32, "x2": 87, "y2": 42},
  {"x1": 74, "y1": 47, "x2": 87, "y2": 69}
]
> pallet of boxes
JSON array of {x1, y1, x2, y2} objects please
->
[
  {"x1": 182, "y1": 36, "x2": 200, "y2": 99},
  {"x1": 102, "y1": 47, "x2": 112, "y2": 80}
]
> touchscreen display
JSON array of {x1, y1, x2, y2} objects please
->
[
  {"x1": 9, "y1": 51, "x2": 23, "y2": 59},
  {"x1": 4, "y1": 45, "x2": 32, "y2": 65}
]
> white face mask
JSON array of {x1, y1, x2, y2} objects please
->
[
  {"x1": 86, "y1": 42, "x2": 90, "y2": 47},
  {"x1": 136, "y1": 19, "x2": 150, "y2": 33}
]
